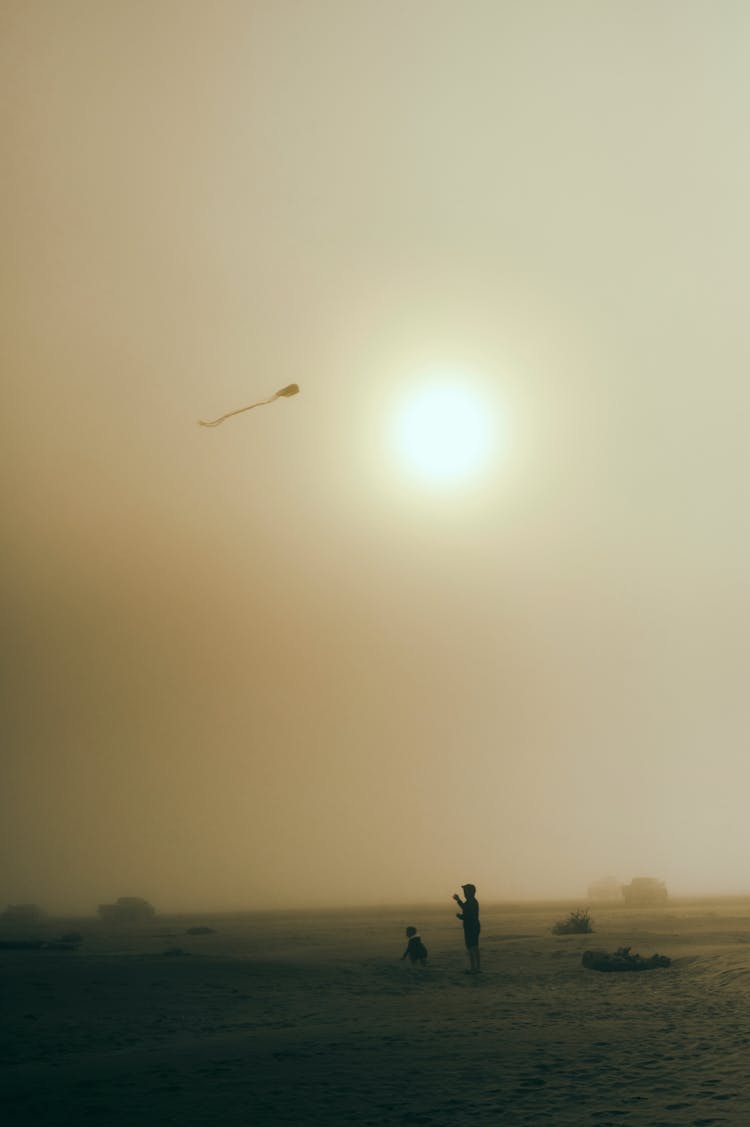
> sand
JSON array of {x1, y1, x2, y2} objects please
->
[{"x1": 2, "y1": 899, "x2": 750, "y2": 1125}]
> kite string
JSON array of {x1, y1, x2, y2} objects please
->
[{"x1": 198, "y1": 394, "x2": 278, "y2": 427}]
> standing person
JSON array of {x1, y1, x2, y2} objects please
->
[{"x1": 453, "y1": 883, "x2": 481, "y2": 973}]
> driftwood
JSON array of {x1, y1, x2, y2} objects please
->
[{"x1": 582, "y1": 946, "x2": 671, "y2": 972}]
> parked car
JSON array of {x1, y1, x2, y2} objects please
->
[
  {"x1": 1, "y1": 903, "x2": 46, "y2": 923},
  {"x1": 587, "y1": 878, "x2": 624, "y2": 902},
  {"x1": 621, "y1": 877, "x2": 668, "y2": 905},
  {"x1": 98, "y1": 897, "x2": 156, "y2": 923}
]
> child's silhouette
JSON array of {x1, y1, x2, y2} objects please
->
[{"x1": 400, "y1": 926, "x2": 428, "y2": 966}]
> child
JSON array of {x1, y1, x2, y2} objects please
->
[
  {"x1": 453, "y1": 883, "x2": 481, "y2": 973},
  {"x1": 400, "y1": 925, "x2": 428, "y2": 966}
]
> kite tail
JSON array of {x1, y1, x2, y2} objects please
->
[
  {"x1": 198, "y1": 384, "x2": 298, "y2": 427},
  {"x1": 198, "y1": 395, "x2": 277, "y2": 427}
]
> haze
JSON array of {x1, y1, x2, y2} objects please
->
[{"x1": 3, "y1": 1, "x2": 749, "y2": 915}]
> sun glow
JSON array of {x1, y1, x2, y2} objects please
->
[{"x1": 392, "y1": 384, "x2": 496, "y2": 484}]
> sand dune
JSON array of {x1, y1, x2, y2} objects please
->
[{"x1": 2, "y1": 900, "x2": 750, "y2": 1125}]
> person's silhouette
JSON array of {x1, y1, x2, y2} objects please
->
[
  {"x1": 400, "y1": 926, "x2": 428, "y2": 966},
  {"x1": 453, "y1": 883, "x2": 480, "y2": 973}
]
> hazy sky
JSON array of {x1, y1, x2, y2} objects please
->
[{"x1": 3, "y1": 0, "x2": 750, "y2": 913}]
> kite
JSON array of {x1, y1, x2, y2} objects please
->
[{"x1": 199, "y1": 384, "x2": 300, "y2": 427}]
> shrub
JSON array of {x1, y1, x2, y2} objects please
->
[{"x1": 552, "y1": 908, "x2": 593, "y2": 934}]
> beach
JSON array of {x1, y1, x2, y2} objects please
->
[{"x1": 3, "y1": 899, "x2": 750, "y2": 1125}]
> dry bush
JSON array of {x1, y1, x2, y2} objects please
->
[{"x1": 552, "y1": 908, "x2": 593, "y2": 934}]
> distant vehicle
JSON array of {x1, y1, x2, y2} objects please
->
[
  {"x1": 621, "y1": 877, "x2": 668, "y2": 906},
  {"x1": 587, "y1": 878, "x2": 624, "y2": 902},
  {"x1": 1, "y1": 903, "x2": 46, "y2": 923},
  {"x1": 98, "y1": 897, "x2": 156, "y2": 924}
]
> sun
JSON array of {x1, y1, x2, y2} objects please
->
[{"x1": 392, "y1": 384, "x2": 495, "y2": 484}]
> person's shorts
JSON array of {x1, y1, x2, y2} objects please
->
[{"x1": 464, "y1": 927, "x2": 480, "y2": 948}]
